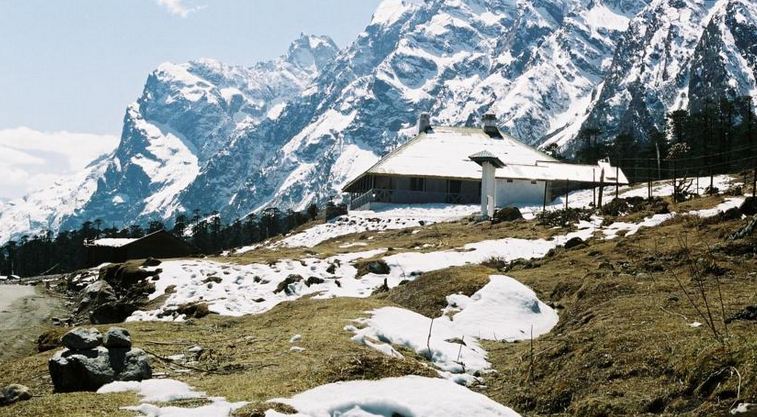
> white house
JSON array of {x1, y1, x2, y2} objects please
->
[{"x1": 343, "y1": 114, "x2": 629, "y2": 216}]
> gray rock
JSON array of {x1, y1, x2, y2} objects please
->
[
  {"x1": 0, "y1": 384, "x2": 32, "y2": 406},
  {"x1": 48, "y1": 347, "x2": 114, "y2": 392},
  {"x1": 111, "y1": 348, "x2": 152, "y2": 381},
  {"x1": 62, "y1": 327, "x2": 102, "y2": 350},
  {"x1": 103, "y1": 327, "x2": 131, "y2": 349},
  {"x1": 79, "y1": 281, "x2": 117, "y2": 310},
  {"x1": 48, "y1": 345, "x2": 152, "y2": 392}
]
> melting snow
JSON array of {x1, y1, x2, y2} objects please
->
[{"x1": 267, "y1": 376, "x2": 521, "y2": 417}]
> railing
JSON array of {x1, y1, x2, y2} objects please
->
[{"x1": 349, "y1": 188, "x2": 479, "y2": 209}]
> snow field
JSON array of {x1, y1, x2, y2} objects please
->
[
  {"x1": 98, "y1": 375, "x2": 520, "y2": 417},
  {"x1": 348, "y1": 275, "x2": 558, "y2": 384}
]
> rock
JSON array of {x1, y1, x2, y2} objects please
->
[
  {"x1": 493, "y1": 207, "x2": 523, "y2": 223},
  {"x1": 142, "y1": 257, "x2": 162, "y2": 267},
  {"x1": 274, "y1": 274, "x2": 303, "y2": 295},
  {"x1": 728, "y1": 214, "x2": 757, "y2": 240},
  {"x1": 366, "y1": 260, "x2": 391, "y2": 275},
  {"x1": 103, "y1": 327, "x2": 132, "y2": 348},
  {"x1": 563, "y1": 237, "x2": 585, "y2": 250},
  {"x1": 108, "y1": 348, "x2": 152, "y2": 381},
  {"x1": 203, "y1": 275, "x2": 223, "y2": 284},
  {"x1": 175, "y1": 302, "x2": 211, "y2": 319},
  {"x1": 0, "y1": 384, "x2": 32, "y2": 406},
  {"x1": 305, "y1": 276, "x2": 325, "y2": 286},
  {"x1": 37, "y1": 329, "x2": 64, "y2": 353},
  {"x1": 90, "y1": 301, "x2": 139, "y2": 324},
  {"x1": 725, "y1": 305, "x2": 757, "y2": 324},
  {"x1": 49, "y1": 347, "x2": 114, "y2": 392},
  {"x1": 48, "y1": 345, "x2": 152, "y2": 392},
  {"x1": 78, "y1": 280, "x2": 117, "y2": 311},
  {"x1": 62, "y1": 327, "x2": 102, "y2": 351},
  {"x1": 720, "y1": 207, "x2": 743, "y2": 221},
  {"x1": 739, "y1": 197, "x2": 757, "y2": 216}
]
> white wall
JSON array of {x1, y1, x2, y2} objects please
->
[{"x1": 495, "y1": 179, "x2": 545, "y2": 206}]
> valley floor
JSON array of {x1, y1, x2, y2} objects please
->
[{"x1": 0, "y1": 174, "x2": 755, "y2": 417}]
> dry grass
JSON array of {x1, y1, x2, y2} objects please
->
[
  {"x1": 0, "y1": 297, "x2": 434, "y2": 417},
  {"x1": 481, "y1": 213, "x2": 757, "y2": 417}
]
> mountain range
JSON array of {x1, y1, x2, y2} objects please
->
[{"x1": 1, "y1": 0, "x2": 755, "y2": 242}]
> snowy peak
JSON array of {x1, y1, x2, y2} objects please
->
[{"x1": 285, "y1": 34, "x2": 339, "y2": 72}]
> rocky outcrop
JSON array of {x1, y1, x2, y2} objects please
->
[
  {"x1": 48, "y1": 327, "x2": 151, "y2": 393},
  {"x1": 0, "y1": 384, "x2": 31, "y2": 406}
]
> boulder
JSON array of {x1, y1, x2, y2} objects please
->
[
  {"x1": 493, "y1": 207, "x2": 523, "y2": 223},
  {"x1": 103, "y1": 327, "x2": 132, "y2": 349},
  {"x1": 48, "y1": 345, "x2": 152, "y2": 392},
  {"x1": 48, "y1": 347, "x2": 115, "y2": 392},
  {"x1": 62, "y1": 328, "x2": 102, "y2": 350},
  {"x1": 90, "y1": 301, "x2": 139, "y2": 324},
  {"x1": 0, "y1": 384, "x2": 31, "y2": 406},
  {"x1": 740, "y1": 197, "x2": 757, "y2": 216},
  {"x1": 79, "y1": 280, "x2": 117, "y2": 310},
  {"x1": 107, "y1": 348, "x2": 152, "y2": 381},
  {"x1": 563, "y1": 237, "x2": 585, "y2": 250},
  {"x1": 305, "y1": 276, "x2": 325, "y2": 286},
  {"x1": 274, "y1": 274, "x2": 304, "y2": 295},
  {"x1": 142, "y1": 257, "x2": 162, "y2": 267},
  {"x1": 366, "y1": 260, "x2": 391, "y2": 275}
]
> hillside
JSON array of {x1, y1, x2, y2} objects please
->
[
  {"x1": 1, "y1": 0, "x2": 755, "y2": 242},
  {"x1": 0, "y1": 175, "x2": 755, "y2": 416}
]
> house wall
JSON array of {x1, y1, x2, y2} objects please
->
[{"x1": 495, "y1": 178, "x2": 546, "y2": 206}]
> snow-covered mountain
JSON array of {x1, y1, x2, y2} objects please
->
[{"x1": 1, "y1": 0, "x2": 755, "y2": 242}]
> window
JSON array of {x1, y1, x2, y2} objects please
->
[
  {"x1": 531, "y1": 180, "x2": 537, "y2": 185},
  {"x1": 410, "y1": 177, "x2": 425, "y2": 191},
  {"x1": 506, "y1": 179, "x2": 513, "y2": 183},
  {"x1": 448, "y1": 180, "x2": 462, "y2": 194}
]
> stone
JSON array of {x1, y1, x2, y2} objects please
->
[
  {"x1": 740, "y1": 197, "x2": 757, "y2": 216},
  {"x1": 0, "y1": 384, "x2": 32, "y2": 406},
  {"x1": 48, "y1": 345, "x2": 152, "y2": 392},
  {"x1": 366, "y1": 260, "x2": 391, "y2": 275},
  {"x1": 78, "y1": 280, "x2": 117, "y2": 310},
  {"x1": 108, "y1": 348, "x2": 152, "y2": 381},
  {"x1": 90, "y1": 301, "x2": 139, "y2": 324},
  {"x1": 274, "y1": 274, "x2": 303, "y2": 295},
  {"x1": 142, "y1": 257, "x2": 162, "y2": 267},
  {"x1": 62, "y1": 327, "x2": 102, "y2": 351},
  {"x1": 49, "y1": 347, "x2": 115, "y2": 392},
  {"x1": 305, "y1": 276, "x2": 325, "y2": 286},
  {"x1": 103, "y1": 327, "x2": 132, "y2": 348},
  {"x1": 492, "y1": 207, "x2": 523, "y2": 223},
  {"x1": 563, "y1": 237, "x2": 585, "y2": 250}
]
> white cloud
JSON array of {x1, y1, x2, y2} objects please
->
[
  {"x1": 0, "y1": 127, "x2": 119, "y2": 199},
  {"x1": 156, "y1": 0, "x2": 206, "y2": 18}
]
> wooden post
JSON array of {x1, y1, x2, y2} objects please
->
[
  {"x1": 615, "y1": 165, "x2": 619, "y2": 199},
  {"x1": 647, "y1": 160, "x2": 652, "y2": 199},
  {"x1": 565, "y1": 179, "x2": 569, "y2": 210},
  {"x1": 592, "y1": 169, "x2": 596, "y2": 207},
  {"x1": 753, "y1": 167, "x2": 756, "y2": 198},
  {"x1": 598, "y1": 169, "x2": 605, "y2": 209},
  {"x1": 542, "y1": 181, "x2": 548, "y2": 213},
  {"x1": 672, "y1": 160, "x2": 677, "y2": 204},
  {"x1": 696, "y1": 172, "x2": 700, "y2": 195}
]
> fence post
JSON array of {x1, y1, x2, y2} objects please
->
[
  {"x1": 542, "y1": 181, "x2": 548, "y2": 213},
  {"x1": 753, "y1": 167, "x2": 756, "y2": 198},
  {"x1": 598, "y1": 169, "x2": 605, "y2": 209},
  {"x1": 615, "y1": 165, "x2": 619, "y2": 199},
  {"x1": 565, "y1": 179, "x2": 569, "y2": 210},
  {"x1": 647, "y1": 160, "x2": 652, "y2": 199},
  {"x1": 696, "y1": 172, "x2": 700, "y2": 195},
  {"x1": 592, "y1": 169, "x2": 596, "y2": 207},
  {"x1": 672, "y1": 160, "x2": 677, "y2": 204}
]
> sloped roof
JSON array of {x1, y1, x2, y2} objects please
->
[{"x1": 344, "y1": 127, "x2": 628, "y2": 190}]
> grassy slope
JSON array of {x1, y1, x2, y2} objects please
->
[{"x1": 1, "y1": 192, "x2": 755, "y2": 416}]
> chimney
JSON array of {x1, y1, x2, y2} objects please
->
[
  {"x1": 417, "y1": 112, "x2": 431, "y2": 134},
  {"x1": 482, "y1": 113, "x2": 500, "y2": 137}
]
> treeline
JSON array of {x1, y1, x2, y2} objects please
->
[
  {"x1": 0, "y1": 202, "x2": 341, "y2": 278},
  {"x1": 566, "y1": 96, "x2": 756, "y2": 183}
]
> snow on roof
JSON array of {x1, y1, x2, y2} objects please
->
[
  {"x1": 87, "y1": 238, "x2": 139, "y2": 248},
  {"x1": 345, "y1": 127, "x2": 628, "y2": 188}
]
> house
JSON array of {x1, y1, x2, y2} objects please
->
[
  {"x1": 343, "y1": 113, "x2": 629, "y2": 216},
  {"x1": 85, "y1": 229, "x2": 197, "y2": 266}
]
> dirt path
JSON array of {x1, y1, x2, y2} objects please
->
[{"x1": 0, "y1": 284, "x2": 67, "y2": 363}]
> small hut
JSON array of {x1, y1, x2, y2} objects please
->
[{"x1": 85, "y1": 230, "x2": 196, "y2": 266}]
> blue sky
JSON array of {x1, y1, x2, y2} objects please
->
[{"x1": 0, "y1": 0, "x2": 381, "y2": 135}]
